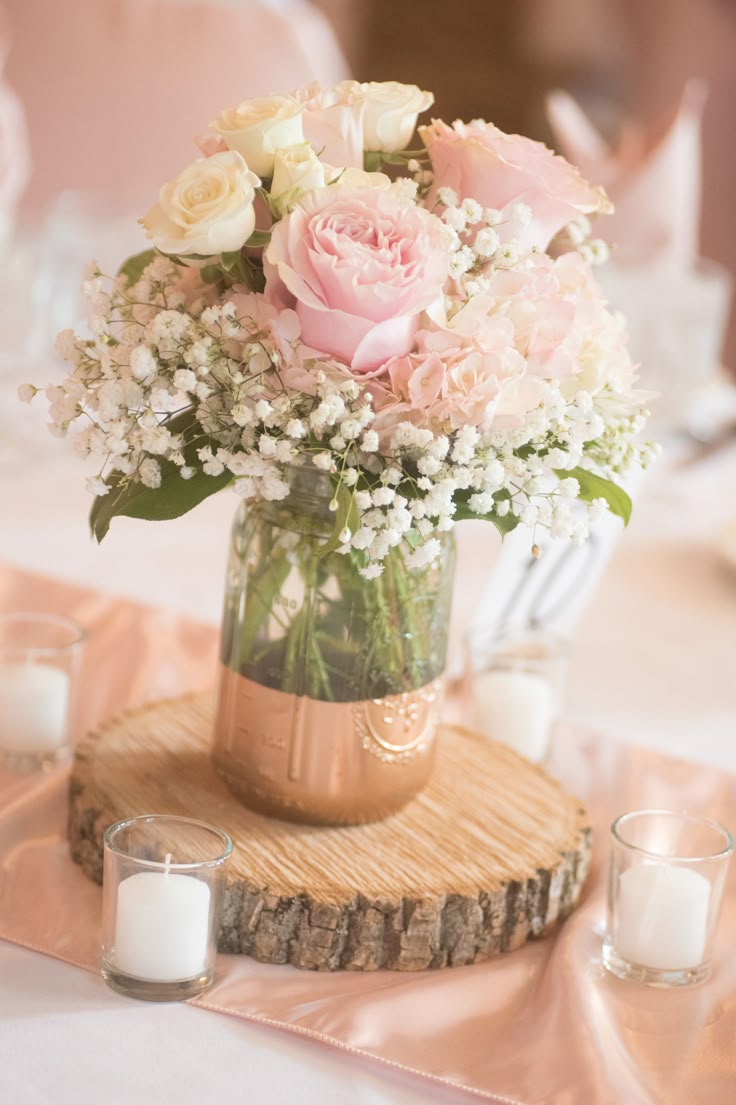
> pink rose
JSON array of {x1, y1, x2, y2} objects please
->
[
  {"x1": 264, "y1": 184, "x2": 452, "y2": 373},
  {"x1": 420, "y1": 119, "x2": 611, "y2": 252},
  {"x1": 194, "y1": 134, "x2": 228, "y2": 158},
  {"x1": 294, "y1": 82, "x2": 365, "y2": 170},
  {"x1": 293, "y1": 81, "x2": 434, "y2": 169}
]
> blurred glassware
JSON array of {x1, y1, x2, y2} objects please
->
[
  {"x1": 0, "y1": 228, "x2": 49, "y2": 371},
  {"x1": 603, "y1": 809, "x2": 733, "y2": 987},
  {"x1": 716, "y1": 517, "x2": 736, "y2": 577},
  {"x1": 0, "y1": 189, "x2": 148, "y2": 443},
  {"x1": 0, "y1": 611, "x2": 86, "y2": 772},
  {"x1": 455, "y1": 486, "x2": 638, "y2": 675},
  {"x1": 33, "y1": 187, "x2": 149, "y2": 343},
  {"x1": 596, "y1": 257, "x2": 732, "y2": 431},
  {"x1": 0, "y1": 5, "x2": 31, "y2": 242},
  {"x1": 464, "y1": 628, "x2": 568, "y2": 763}
]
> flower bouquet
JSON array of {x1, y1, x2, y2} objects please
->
[{"x1": 26, "y1": 80, "x2": 652, "y2": 822}]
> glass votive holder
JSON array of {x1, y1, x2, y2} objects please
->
[
  {"x1": 603, "y1": 810, "x2": 734, "y2": 987},
  {"x1": 465, "y1": 628, "x2": 568, "y2": 763},
  {"x1": 0, "y1": 612, "x2": 86, "y2": 771},
  {"x1": 102, "y1": 814, "x2": 233, "y2": 1002}
]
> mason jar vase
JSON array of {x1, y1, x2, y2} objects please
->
[{"x1": 212, "y1": 466, "x2": 455, "y2": 825}]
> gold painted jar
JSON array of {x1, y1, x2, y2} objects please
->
[{"x1": 212, "y1": 466, "x2": 455, "y2": 825}]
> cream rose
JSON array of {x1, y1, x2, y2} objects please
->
[
  {"x1": 270, "y1": 144, "x2": 326, "y2": 216},
  {"x1": 210, "y1": 95, "x2": 304, "y2": 178},
  {"x1": 360, "y1": 81, "x2": 433, "y2": 151},
  {"x1": 141, "y1": 151, "x2": 259, "y2": 257}
]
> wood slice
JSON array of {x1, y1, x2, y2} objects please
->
[{"x1": 69, "y1": 693, "x2": 592, "y2": 971}]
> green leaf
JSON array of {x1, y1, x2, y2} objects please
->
[
  {"x1": 453, "y1": 491, "x2": 520, "y2": 537},
  {"x1": 117, "y1": 249, "x2": 157, "y2": 286},
  {"x1": 489, "y1": 512, "x2": 521, "y2": 537},
  {"x1": 556, "y1": 466, "x2": 632, "y2": 526},
  {"x1": 89, "y1": 409, "x2": 231, "y2": 541},
  {"x1": 363, "y1": 151, "x2": 384, "y2": 172},
  {"x1": 90, "y1": 463, "x2": 232, "y2": 542},
  {"x1": 200, "y1": 264, "x2": 223, "y2": 285},
  {"x1": 219, "y1": 247, "x2": 267, "y2": 290},
  {"x1": 318, "y1": 483, "x2": 360, "y2": 559},
  {"x1": 246, "y1": 229, "x2": 271, "y2": 248},
  {"x1": 220, "y1": 251, "x2": 242, "y2": 272}
]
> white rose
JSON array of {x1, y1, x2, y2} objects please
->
[
  {"x1": 211, "y1": 95, "x2": 304, "y2": 177},
  {"x1": 141, "y1": 151, "x2": 260, "y2": 257},
  {"x1": 270, "y1": 144, "x2": 326, "y2": 216},
  {"x1": 360, "y1": 81, "x2": 434, "y2": 152}
]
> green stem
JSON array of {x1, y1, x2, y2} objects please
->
[
  {"x1": 282, "y1": 604, "x2": 305, "y2": 695},
  {"x1": 308, "y1": 633, "x2": 333, "y2": 701},
  {"x1": 387, "y1": 547, "x2": 423, "y2": 688}
]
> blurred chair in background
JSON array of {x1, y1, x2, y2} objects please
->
[
  {"x1": 548, "y1": 82, "x2": 732, "y2": 433},
  {"x1": 617, "y1": 0, "x2": 736, "y2": 373},
  {"x1": 0, "y1": 5, "x2": 26, "y2": 243},
  {"x1": 3, "y1": 0, "x2": 348, "y2": 212},
  {"x1": 522, "y1": 0, "x2": 736, "y2": 379},
  {"x1": 352, "y1": 0, "x2": 735, "y2": 378},
  {"x1": 0, "y1": 0, "x2": 348, "y2": 362},
  {"x1": 0, "y1": 5, "x2": 34, "y2": 380}
]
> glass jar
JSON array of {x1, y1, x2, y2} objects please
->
[{"x1": 213, "y1": 466, "x2": 455, "y2": 824}]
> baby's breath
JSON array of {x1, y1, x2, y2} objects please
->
[{"x1": 28, "y1": 152, "x2": 651, "y2": 573}]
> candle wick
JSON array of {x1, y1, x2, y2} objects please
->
[{"x1": 164, "y1": 851, "x2": 172, "y2": 875}]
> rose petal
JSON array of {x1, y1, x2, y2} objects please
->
[
  {"x1": 296, "y1": 301, "x2": 373, "y2": 365},
  {"x1": 351, "y1": 315, "x2": 418, "y2": 373}
]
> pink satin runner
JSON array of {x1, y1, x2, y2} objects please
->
[{"x1": 1, "y1": 564, "x2": 735, "y2": 1105}]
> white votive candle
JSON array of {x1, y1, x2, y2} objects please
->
[
  {"x1": 472, "y1": 669, "x2": 554, "y2": 762},
  {"x1": 114, "y1": 868, "x2": 211, "y2": 981},
  {"x1": 0, "y1": 662, "x2": 70, "y2": 753},
  {"x1": 614, "y1": 863, "x2": 711, "y2": 970}
]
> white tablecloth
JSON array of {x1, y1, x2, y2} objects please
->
[{"x1": 1, "y1": 374, "x2": 736, "y2": 1103}]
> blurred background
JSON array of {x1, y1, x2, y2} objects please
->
[
  {"x1": 0, "y1": 0, "x2": 733, "y2": 393},
  {"x1": 1, "y1": 0, "x2": 735, "y2": 760}
]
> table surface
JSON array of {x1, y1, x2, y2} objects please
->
[{"x1": 1, "y1": 373, "x2": 736, "y2": 1104}]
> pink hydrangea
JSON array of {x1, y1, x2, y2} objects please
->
[
  {"x1": 371, "y1": 249, "x2": 637, "y2": 435},
  {"x1": 372, "y1": 311, "x2": 525, "y2": 433}
]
